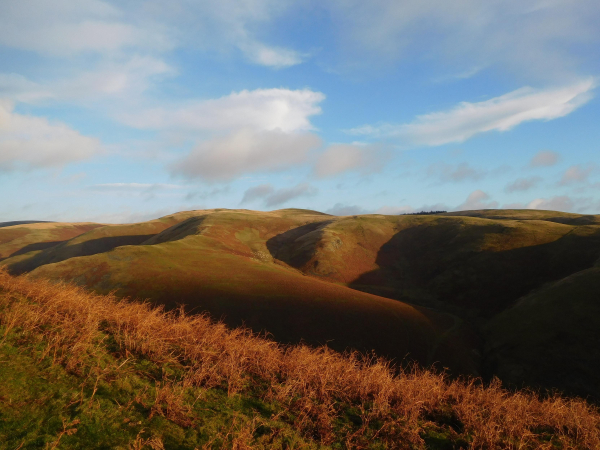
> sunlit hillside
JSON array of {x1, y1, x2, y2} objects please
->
[{"x1": 2, "y1": 208, "x2": 600, "y2": 400}]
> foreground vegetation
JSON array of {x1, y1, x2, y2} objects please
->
[{"x1": 1, "y1": 269, "x2": 599, "y2": 449}]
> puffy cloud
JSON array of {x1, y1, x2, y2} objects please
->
[
  {"x1": 426, "y1": 162, "x2": 484, "y2": 183},
  {"x1": 121, "y1": 88, "x2": 324, "y2": 133},
  {"x1": 349, "y1": 79, "x2": 595, "y2": 146},
  {"x1": 505, "y1": 176, "x2": 542, "y2": 193},
  {"x1": 164, "y1": 88, "x2": 325, "y2": 181},
  {"x1": 314, "y1": 143, "x2": 388, "y2": 178},
  {"x1": 172, "y1": 129, "x2": 322, "y2": 181},
  {"x1": 241, "y1": 183, "x2": 318, "y2": 207},
  {"x1": 530, "y1": 150, "x2": 560, "y2": 167},
  {"x1": 454, "y1": 190, "x2": 498, "y2": 211},
  {"x1": 558, "y1": 165, "x2": 594, "y2": 185},
  {"x1": 242, "y1": 184, "x2": 276, "y2": 203},
  {"x1": 0, "y1": 101, "x2": 100, "y2": 170}
]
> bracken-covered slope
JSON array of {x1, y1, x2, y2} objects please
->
[{"x1": 4, "y1": 208, "x2": 600, "y2": 398}]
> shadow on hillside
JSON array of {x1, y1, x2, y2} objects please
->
[
  {"x1": 8, "y1": 235, "x2": 157, "y2": 274},
  {"x1": 143, "y1": 216, "x2": 208, "y2": 245},
  {"x1": 349, "y1": 223, "x2": 600, "y2": 318},
  {"x1": 8, "y1": 241, "x2": 66, "y2": 258},
  {"x1": 266, "y1": 220, "x2": 334, "y2": 268}
]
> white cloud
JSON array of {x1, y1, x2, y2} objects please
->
[
  {"x1": 121, "y1": 88, "x2": 324, "y2": 133},
  {"x1": 0, "y1": 0, "x2": 172, "y2": 56},
  {"x1": 426, "y1": 162, "x2": 485, "y2": 183},
  {"x1": 0, "y1": 56, "x2": 176, "y2": 107},
  {"x1": 314, "y1": 143, "x2": 387, "y2": 178},
  {"x1": 326, "y1": 0, "x2": 600, "y2": 78},
  {"x1": 527, "y1": 196, "x2": 575, "y2": 212},
  {"x1": 325, "y1": 203, "x2": 371, "y2": 215},
  {"x1": 171, "y1": 129, "x2": 322, "y2": 181},
  {"x1": 530, "y1": 150, "x2": 560, "y2": 167},
  {"x1": 454, "y1": 190, "x2": 498, "y2": 211},
  {"x1": 91, "y1": 183, "x2": 183, "y2": 190},
  {"x1": 0, "y1": 101, "x2": 100, "y2": 170},
  {"x1": 375, "y1": 205, "x2": 416, "y2": 215},
  {"x1": 238, "y1": 41, "x2": 306, "y2": 68},
  {"x1": 558, "y1": 165, "x2": 594, "y2": 185},
  {"x1": 505, "y1": 176, "x2": 542, "y2": 193},
  {"x1": 242, "y1": 184, "x2": 276, "y2": 203},
  {"x1": 0, "y1": 74, "x2": 54, "y2": 103},
  {"x1": 241, "y1": 182, "x2": 318, "y2": 207},
  {"x1": 349, "y1": 79, "x2": 595, "y2": 146}
]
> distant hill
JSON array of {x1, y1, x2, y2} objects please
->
[{"x1": 3, "y1": 208, "x2": 600, "y2": 399}]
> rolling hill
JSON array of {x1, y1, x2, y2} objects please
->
[{"x1": 3, "y1": 208, "x2": 600, "y2": 399}]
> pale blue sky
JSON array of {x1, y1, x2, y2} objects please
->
[{"x1": 1, "y1": 0, "x2": 599, "y2": 222}]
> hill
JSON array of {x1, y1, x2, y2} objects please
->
[
  {"x1": 3, "y1": 208, "x2": 600, "y2": 399},
  {"x1": 1, "y1": 269, "x2": 599, "y2": 449},
  {"x1": 0, "y1": 221, "x2": 102, "y2": 261},
  {"x1": 4, "y1": 209, "x2": 475, "y2": 373}
]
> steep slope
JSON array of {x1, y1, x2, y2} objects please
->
[
  {"x1": 268, "y1": 212, "x2": 600, "y2": 317},
  {"x1": 25, "y1": 209, "x2": 476, "y2": 374},
  {"x1": 0, "y1": 222, "x2": 102, "y2": 260},
  {"x1": 484, "y1": 262, "x2": 600, "y2": 400}
]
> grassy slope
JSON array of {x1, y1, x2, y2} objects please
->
[
  {"x1": 5, "y1": 208, "x2": 600, "y2": 399},
  {"x1": 2, "y1": 271, "x2": 599, "y2": 450},
  {"x1": 22, "y1": 210, "x2": 475, "y2": 374},
  {"x1": 485, "y1": 262, "x2": 600, "y2": 400},
  {"x1": 275, "y1": 211, "x2": 600, "y2": 318},
  {"x1": 3, "y1": 211, "x2": 210, "y2": 275},
  {"x1": 0, "y1": 222, "x2": 102, "y2": 260}
]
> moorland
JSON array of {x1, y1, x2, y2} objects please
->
[{"x1": 1, "y1": 208, "x2": 600, "y2": 448}]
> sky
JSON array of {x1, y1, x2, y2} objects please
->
[{"x1": 1, "y1": 0, "x2": 600, "y2": 223}]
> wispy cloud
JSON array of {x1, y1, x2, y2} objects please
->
[
  {"x1": 348, "y1": 79, "x2": 595, "y2": 146},
  {"x1": 505, "y1": 176, "x2": 542, "y2": 193},
  {"x1": 314, "y1": 143, "x2": 389, "y2": 178},
  {"x1": 454, "y1": 190, "x2": 498, "y2": 211},
  {"x1": 530, "y1": 150, "x2": 560, "y2": 167},
  {"x1": 426, "y1": 162, "x2": 485, "y2": 183},
  {"x1": 241, "y1": 183, "x2": 318, "y2": 207},
  {"x1": 558, "y1": 164, "x2": 595, "y2": 185}
]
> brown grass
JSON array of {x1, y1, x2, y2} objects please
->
[{"x1": 0, "y1": 267, "x2": 599, "y2": 449}]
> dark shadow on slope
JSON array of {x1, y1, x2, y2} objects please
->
[
  {"x1": 8, "y1": 241, "x2": 66, "y2": 257},
  {"x1": 349, "y1": 222, "x2": 600, "y2": 319},
  {"x1": 266, "y1": 220, "x2": 334, "y2": 268},
  {"x1": 143, "y1": 216, "x2": 209, "y2": 245},
  {"x1": 8, "y1": 235, "x2": 157, "y2": 274}
]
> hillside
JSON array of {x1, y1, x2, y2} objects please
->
[
  {"x1": 1, "y1": 269, "x2": 599, "y2": 449},
  {"x1": 3, "y1": 208, "x2": 600, "y2": 399},
  {"x1": 0, "y1": 222, "x2": 102, "y2": 261}
]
